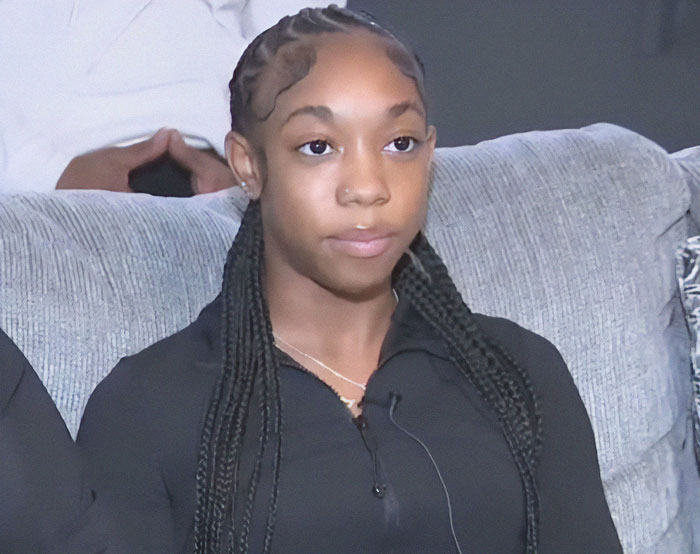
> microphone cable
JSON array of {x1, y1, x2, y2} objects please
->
[{"x1": 387, "y1": 392, "x2": 464, "y2": 554}]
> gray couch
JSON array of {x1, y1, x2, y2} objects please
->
[{"x1": 1, "y1": 123, "x2": 698, "y2": 553}]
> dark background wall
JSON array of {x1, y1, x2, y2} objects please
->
[{"x1": 347, "y1": 0, "x2": 700, "y2": 153}]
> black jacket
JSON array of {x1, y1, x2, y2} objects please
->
[
  {"x1": 0, "y1": 327, "x2": 111, "y2": 554},
  {"x1": 78, "y1": 296, "x2": 622, "y2": 553}
]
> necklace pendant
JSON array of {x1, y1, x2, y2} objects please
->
[{"x1": 340, "y1": 396, "x2": 356, "y2": 408}]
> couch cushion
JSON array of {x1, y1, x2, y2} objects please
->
[
  {"x1": 425, "y1": 123, "x2": 696, "y2": 553},
  {"x1": 0, "y1": 123, "x2": 696, "y2": 553},
  {"x1": 0, "y1": 189, "x2": 245, "y2": 436}
]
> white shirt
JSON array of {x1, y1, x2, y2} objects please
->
[{"x1": 0, "y1": 0, "x2": 341, "y2": 192}]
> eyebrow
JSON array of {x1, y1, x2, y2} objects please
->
[
  {"x1": 388, "y1": 101, "x2": 425, "y2": 119},
  {"x1": 282, "y1": 100, "x2": 425, "y2": 127},
  {"x1": 283, "y1": 105, "x2": 333, "y2": 126}
]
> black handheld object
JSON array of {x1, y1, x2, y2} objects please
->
[{"x1": 128, "y1": 153, "x2": 194, "y2": 197}]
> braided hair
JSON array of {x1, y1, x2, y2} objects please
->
[{"x1": 195, "y1": 6, "x2": 542, "y2": 553}]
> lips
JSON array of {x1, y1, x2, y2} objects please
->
[{"x1": 327, "y1": 227, "x2": 396, "y2": 258}]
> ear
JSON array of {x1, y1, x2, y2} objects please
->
[{"x1": 225, "y1": 130, "x2": 264, "y2": 200}]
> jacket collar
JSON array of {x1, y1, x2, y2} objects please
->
[
  {"x1": 273, "y1": 295, "x2": 450, "y2": 371},
  {"x1": 377, "y1": 295, "x2": 450, "y2": 367},
  {"x1": 199, "y1": 292, "x2": 451, "y2": 372}
]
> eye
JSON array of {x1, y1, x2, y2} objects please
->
[
  {"x1": 384, "y1": 136, "x2": 417, "y2": 153},
  {"x1": 298, "y1": 139, "x2": 333, "y2": 156}
]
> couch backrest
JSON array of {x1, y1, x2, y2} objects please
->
[
  {"x1": 1, "y1": 123, "x2": 697, "y2": 553},
  {"x1": 424, "y1": 123, "x2": 697, "y2": 553},
  {"x1": 0, "y1": 189, "x2": 245, "y2": 434}
]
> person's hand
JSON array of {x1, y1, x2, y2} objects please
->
[
  {"x1": 56, "y1": 128, "x2": 171, "y2": 192},
  {"x1": 56, "y1": 129, "x2": 238, "y2": 194},
  {"x1": 166, "y1": 130, "x2": 238, "y2": 194}
]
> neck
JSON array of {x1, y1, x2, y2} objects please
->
[{"x1": 265, "y1": 266, "x2": 396, "y2": 365}]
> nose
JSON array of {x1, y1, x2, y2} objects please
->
[{"x1": 336, "y1": 148, "x2": 390, "y2": 206}]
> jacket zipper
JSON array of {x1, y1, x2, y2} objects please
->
[{"x1": 277, "y1": 351, "x2": 403, "y2": 542}]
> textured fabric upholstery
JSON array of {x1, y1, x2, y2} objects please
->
[
  {"x1": 0, "y1": 123, "x2": 697, "y2": 553},
  {"x1": 677, "y1": 237, "x2": 700, "y2": 467},
  {"x1": 0, "y1": 189, "x2": 246, "y2": 436},
  {"x1": 672, "y1": 145, "x2": 700, "y2": 232}
]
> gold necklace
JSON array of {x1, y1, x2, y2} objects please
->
[
  {"x1": 272, "y1": 332, "x2": 367, "y2": 391},
  {"x1": 272, "y1": 289, "x2": 399, "y2": 409}
]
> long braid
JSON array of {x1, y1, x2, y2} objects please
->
[
  {"x1": 194, "y1": 202, "x2": 281, "y2": 553},
  {"x1": 213, "y1": 205, "x2": 261, "y2": 546},
  {"x1": 247, "y1": 225, "x2": 284, "y2": 554},
  {"x1": 195, "y1": 5, "x2": 542, "y2": 553},
  {"x1": 237, "y1": 208, "x2": 276, "y2": 551},
  {"x1": 194, "y1": 205, "x2": 254, "y2": 551},
  {"x1": 395, "y1": 233, "x2": 542, "y2": 552}
]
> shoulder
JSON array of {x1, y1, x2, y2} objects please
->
[
  {"x1": 128, "y1": 293, "x2": 222, "y2": 382},
  {"x1": 471, "y1": 314, "x2": 602, "y2": 465},
  {"x1": 78, "y1": 295, "x2": 223, "y2": 447},
  {"x1": 90, "y1": 294, "x2": 221, "y2": 405},
  {"x1": 468, "y1": 318, "x2": 622, "y2": 550},
  {"x1": 470, "y1": 313, "x2": 586, "y2": 422},
  {"x1": 75, "y1": 297, "x2": 225, "y2": 551},
  {"x1": 471, "y1": 313, "x2": 567, "y2": 377}
]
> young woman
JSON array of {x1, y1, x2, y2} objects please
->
[{"x1": 77, "y1": 6, "x2": 622, "y2": 553}]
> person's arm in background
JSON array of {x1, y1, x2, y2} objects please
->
[
  {"x1": 0, "y1": 328, "x2": 113, "y2": 553},
  {"x1": 77, "y1": 358, "x2": 177, "y2": 553},
  {"x1": 0, "y1": 1, "x2": 239, "y2": 195},
  {"x1": 56, "y1": 1, "x2": 347, "y2": 196},
  {"x1": 56, "y1": 128, "x2": 171, "y2": 193},
  {"x1": 17, "y1": 0, "x2": 344, "y2": 196},
  {"x1": 0, "y1": 1, "x2": 345, "y2": 195},
  {"x1": 55, "y1": 128, "x2": 238, "y2": 194},
  {"x1": 0, "y1": 103, "x2": 77, "y2": 194}
]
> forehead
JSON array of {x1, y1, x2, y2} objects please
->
[{"x1": 257, "y1": 30, "x2": 423, "y2": 124}]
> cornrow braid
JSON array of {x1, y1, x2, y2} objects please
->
[
  {"x1": 228, "y1": 5, "x2": 426, "y2": 136},
  {"x1": 195, "y1": 5, "x2": 541, "y2": 553}
]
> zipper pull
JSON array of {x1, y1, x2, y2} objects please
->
[{"x1": 354, "y1": 415, "x2": 387, "y2": 498}]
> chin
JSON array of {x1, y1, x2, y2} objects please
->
[{"x1": 316, "y1": 259, "x2": 397, "y2": 301}]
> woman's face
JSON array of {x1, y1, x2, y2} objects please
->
[{"x1": 239, "y1": 30, "x2": 436, "y2": 298}]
